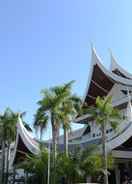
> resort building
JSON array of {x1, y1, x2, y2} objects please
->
[
  {"x1": 74, "y1": 48, "x2": 132, "y2": 184},
  {"x1": 4, "y1": 48, "x2": 132, "y2": 184}
]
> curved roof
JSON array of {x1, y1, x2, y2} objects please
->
[
  {"x1": 12, "y1": 117, "x2": 39, "y2": 165},
  {"x1": 110, "y1": 53, "x2": 132, "y2": 79},
  {"x1": 83, "y1": 48, "x2": 132, "y2": 105},
  {"x1": 72, "y1": 102, "x2": 132, "y2": 153},
  {"x1": 71, "y1": 119, "x2": 132, "y2": 153}
]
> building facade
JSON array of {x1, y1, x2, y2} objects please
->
[
  {"x1": 74, "y1": 48, "x2": 132, "y2": 184},
  {"x1": 5, "y1": 48, "x2": 132, "y2": 183}
]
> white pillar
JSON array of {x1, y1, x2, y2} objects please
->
[
  {"x1": 86, "y1": 175, "x2": 91, "y2": 183},
  {"x1": 115, "y1": 164, "x2": 120, "y2": 184}
]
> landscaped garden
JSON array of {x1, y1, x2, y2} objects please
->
[{"x1": 0, "y1": 81, "x2": 121, "y2": 184}]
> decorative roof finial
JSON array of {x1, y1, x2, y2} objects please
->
[{"x1": 109, "y1": 49, "x2": 117, "y2": 72}]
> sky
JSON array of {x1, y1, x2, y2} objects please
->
[{"x1": 0, "y1": 0, "x2": 132, "y2": 139}]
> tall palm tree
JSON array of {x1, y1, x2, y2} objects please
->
[
  {"x1": 0, "y1": 108, "x2": 18, "y2": 184},
  {"x1": 58, "y1": 95, "x2": 81, "y2": 155},
  {"x1": 0, "y1": 109, "x2": 31, "y2": 184},
  {"x1": 36, "y1": 81, "x2": 75, "y2": 184},
  {"x1": 84, "y1": 96, "x2": 121, "y2": 184},
  {"x1": 34, "y1": 109, "x2": 48, "y2": 141}
]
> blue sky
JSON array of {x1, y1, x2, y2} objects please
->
[{"x1": 0, "y1": 0, "x2": 132, "y2": 138}]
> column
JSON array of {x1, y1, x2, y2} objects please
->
[{"x1": 115, "y1": 164, "x2": 120, "y2": 184}]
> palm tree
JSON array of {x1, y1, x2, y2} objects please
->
[
  {"x1": 34, "y1": 109, "x2": 48, "y2": 141},
  {"x1": 19, "y1": 147, "x2": 48, "y2": 184},
  {"x1": 58, "y1": 95, "x2": 81, "y2": 155},
  {"x1": 0, "y1": 109, "x2": 31, "y2": 184},
  {"x1": 84, "y1": 96, "x2": 121, "y2": 184},
  {"x1": 56, "y1": 146, "x2": 104, "y2": 184},
  {"x1": 36, "y1": 81, "x2": 75, "y2": 184},
  {"x1": 56, "y1": 151, "x2": 83, "y2": 184},
  {"x1": 0, "y1": 108, "x2": 18, "y2": 184},
  {"x1": 80, "y1": 145, "x2": 113, "y2": 183}
]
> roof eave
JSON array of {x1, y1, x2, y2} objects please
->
[
  {"x1": 110, "y1": 52, "x2": 132, "y2": 79},
  {"x1": 83, "y1": 48, "x2": 132, "y2": 106}
]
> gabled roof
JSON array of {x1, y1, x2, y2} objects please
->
[
  {"x1": 44, "y1": 126, "x2": 86, "y2": 144},
  {"x1": 110, "y1": 52, "x2": 132, "y2": 79},
  {"x1": 83, "y1": 48, "x2": 132, "y2": 106},
  {"x1": 12, "y1": 117, "x2": 39, "y2": 165}
]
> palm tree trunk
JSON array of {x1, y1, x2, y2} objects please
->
[
  {"x1": 40, "y1": 128, "x2": 43, "y2": 142},
  {"x1": 51, "y1": 114, "x2": 57, "y2": 184},
  {"x1": 64, "y1": 126, "x2": 68, "y2": 156},
  {"x1": 56, "y1": 127, "x2": 60, "y2": 145},
  {"x1": 1, "y1": 138, "x2": 5, "y2": 184},
  {"x1": 52, "y1": 126, "x2": 57, "y2": 184},
  {"x1": 5, "y1": 143, "x2": 10, "y2": 184},
  {"x1": 12, "y1": 166, "x2": 16, "y2": 184},
  {"x1": 40, "y1": 133, "x2": 42, "y2": 142},
  {"x1": 0, "y1": 138, "x2": 2, "y2": 183},
  {"x1": 25, "y1": 170, "x2": 28, "y2": 184},
  {"x1": 101, "y1": 124, "x2": 108, "y2": 184},
  {"x1": 52, "y1": 124, "x2": 57, "y2": 166}
]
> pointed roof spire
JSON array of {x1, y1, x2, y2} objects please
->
[
  {"x1": 82, "y1": 46, "x2": 102, "y2": 103},
  {"x1": 109, "y1": 50, "x2": 132, "y2": 79},
  {"x1": 91, "y1": 45, "x2": 103, "y2": 65},
  {"x1": 109, "y1": 49, "x2": 118, "y2": 72}
]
